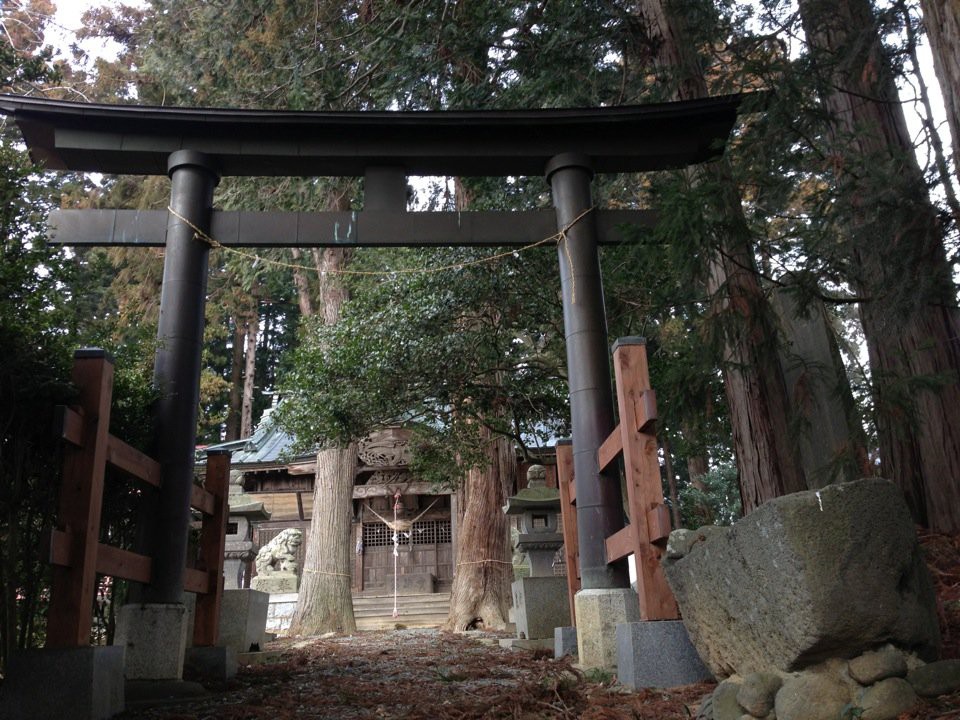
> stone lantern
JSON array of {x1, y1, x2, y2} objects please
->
[
  {"x1": 501, "y1": 464, "x2": 571, "y2": 647},
  {"x1": 503, "y1": 464, "x2": 565, "y2": 577},
  {"x1": 224, "y1": 470, "x2": 270, "y2": 589}
]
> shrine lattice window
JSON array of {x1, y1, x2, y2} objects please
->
[{"x1": 362, "y1": 520, "x2": 451, "y2": 547}]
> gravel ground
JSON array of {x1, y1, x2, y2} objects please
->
[
  {"x1": 117, "y1": 628, "x2": 712, "y2": 719},
  {"x1": 114, "y1": 530, "x2": 960, "y2": 719}
]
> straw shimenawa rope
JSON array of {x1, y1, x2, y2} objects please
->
[{"x1": 165, "y1": 205, "x2": 595, "y2": 291}]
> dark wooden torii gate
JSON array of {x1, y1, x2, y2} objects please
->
[{"x1": 0, "y1": 92, "x2": 744, "y2": 623}]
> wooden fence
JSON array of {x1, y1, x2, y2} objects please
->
[
  {"x1": 45, "y1": 349, "x2": 229, "y2": 649},
  {"x1": 558, "y1": 339, "x2": 678, "y2": 623}
]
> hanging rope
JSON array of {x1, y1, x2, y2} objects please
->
[
  {"x1": 364, "y1": 496, "x2": 440, "y2": 531},
  {"x1": 165, "y1": 205, "x2": 595, "y2": 286},
  {"x1": 392, "y1": 490, "x2": 401, "y2": 618}
]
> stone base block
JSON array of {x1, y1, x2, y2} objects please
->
[
  {"x1": 498, "y1": 637, "x2": 554, "y2": 652},
  {"x1": 115, "y1": 603, "x2": 188, "y2": 680},
  {"x1": 266, "y1": 592, "x2": 298, "y2": 635},
  {"x1": 184, "y1": 646, "x2": 237, "y2": 680},
  {"x1": 219, "y1": 588, "x2": 270, "y2": 653},
  {"x1": 575, "y1": 588, "x2": 640, "y2": 670},
  {"x1": 0, "y1": 646, "x2": 125, "y2": 720},
  {"x1": 237, "y1": 650, "x2": 285, "y2": 666},
  {"x1": 555, "y1": 626, "x2": 578, "y2": 658},
  {"x1": 617, "y1": 620, "x2": 713, "y2": 689},
  {"x1": 252, "y1": 573, "x2": 298, "y2": 594},
  {"x1": 512, "y1": 576, "x2": 571, "y2": 640}
]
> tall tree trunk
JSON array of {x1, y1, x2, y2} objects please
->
[
  {"x1": 289, "y1": 444, "x2": 358, "y2": 635},
  {"x1": 290, "y1": 247, "x2": 315, "y2": 317},
  {"x1": 224, "y1": 317, "x2": 244, "y2": 441},
  {"x1": 240, "y1": 308, "x2": 258, "y2": 439},
  {"x1": 799, "y1": 0, "x2": 960, "y2": 532},
  {"x1": 444, "y1": 425, "x2": 515, "y2": 631},
  {"x1": 921, "y1": 0, "x2": 960, "y2": 184},
  {"x1": 291, "y1": 188, "x2": 355, "y2": 633},
  {"x1": 636, "y1": 0, "x2": 807, "y2": 513},
  {"x1": 660, "y1": 434, "x2": 682, "y2": 529}
]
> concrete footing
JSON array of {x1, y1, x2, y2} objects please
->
[
  {"x1": 184, "y1": 646, "x2": 237, "y2": 680},
  {"x1": 498, "y1": 637, "x2": 554, "y2": 652},
  {"x1": 574, "y1": 588, "x2": 640, "y2": 670},
  {"x1": 511, "y1": 576, "x2": 570, "y2": 641},
  {"x1": 115, "y1": 603, "x2": 188, "y2": 680},
  {"x1": 555, "y1": 626, "x2": 578, "y2": 658},
  {"x1": 0, "y1": 646, "x2": 125, "y2": 720},
  {"x1": 219, "y1": 588, "x2": 269, "y2": 653},
  {"x1": 616, "y1": 620, "x2": 713, "y2": 689}
]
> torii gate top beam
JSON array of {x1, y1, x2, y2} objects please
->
[{"x1": 0, "y1": 94, "x2": 746, "y2": 177}]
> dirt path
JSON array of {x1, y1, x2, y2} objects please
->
[{"x1": 117, "y1": 629, "x2": 711, "y2": 719}]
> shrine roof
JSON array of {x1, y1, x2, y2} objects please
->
[{"x1": 0, "y1": 93, "x2": 752, "y2": 177}]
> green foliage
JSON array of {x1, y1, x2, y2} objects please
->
[
  {"x1": 0, "y1": 132, "x2": 73, "y2": 663},
  {"x1": 277, "y1": 245, "x2": 568, "y2": 478},
  {"x1": 840, "y1": 703, "x2": 864, "y2": 720},
  {"x1": 678, "y1": 464, "x2": 742, "y2": 528},
  {"x1": 582, "y1": 667, "x2": 615, "y2": 685}
]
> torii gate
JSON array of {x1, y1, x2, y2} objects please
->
[{"x1": 0, "y1": 94, "x2": 745, "y2": 686}]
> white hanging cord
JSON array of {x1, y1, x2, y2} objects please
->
[
  {"x1": 365, "y1": 497, "x2": 440, "y2": 531},
  {"x1": 392, "y1": 491, "x2": 401, "y2": 618}
]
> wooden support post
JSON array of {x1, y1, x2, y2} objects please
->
[
  {"x1": 610, "y1": 338, "x2": 678, "y2": 620},
  {"x1": 556, "y1": 440, "x2": 580, "y2": 624},
  {"x1": 193, "y1": 449, "x2": 231, "y2": 647},
  {"x1": 46, "y1": 350, "x2": 114, "y2": 648}
]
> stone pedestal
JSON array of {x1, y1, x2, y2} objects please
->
[
  {"x1": 0, "y1": 646, "x2": 125, "y2": 720},
  {"x1": 183, "y1": 646, "x2": 237, "y2": 680},
  {"x1": 574, "y1": 588, "x2": 640, "y2": 670},
  {"x1": 266, "y1": 592, "x2": 299, "y2": 634},
  {"x1": 251, "y1": 572, "x2": 298, "y2": 594},
  {"x1": 114, "y1": 603, "x2": 188, "y2": 680},
  {"x1": 499, "y1": 637, "x2": 555, "y2": 651},
  {"x1": 555, "y1": 626, "x2": 578, "y2": 658},
  {"x1": 512, "y1": 576, "x2": 570, "y2": 641},
  {"x1": 219, "y1": 588, "x2": 270, "y2": 653},
  {"x1": 616, "y1": 620, "x2": 712, "y2": 688}
]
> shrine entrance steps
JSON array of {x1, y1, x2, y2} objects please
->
[{"x1": 353, "y1": 591, "x2": 451, "y2": 630}]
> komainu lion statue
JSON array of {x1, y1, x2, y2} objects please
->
[{"x1": 255, "y1": 528, "x2": 303, "y2": 576}]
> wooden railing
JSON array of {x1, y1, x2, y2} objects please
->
[
  {"x1": 557, "y1": 338, "x2": 678, "y2": 622},
  {"x1": 45, "y1": 349, "x2": 229, "y2": 648}
]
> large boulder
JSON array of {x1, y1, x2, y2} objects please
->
[{"x1": 663, "y1": 479, "x2": 939, "y2": 677}]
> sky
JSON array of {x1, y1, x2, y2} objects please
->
[{"x1": 49, "y1": 0, "x2": 142, "y2": 63}]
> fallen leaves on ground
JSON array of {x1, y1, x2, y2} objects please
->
[
  {"x1": 118, "y1": 629, "x2": 712, "y2": 719},
  {"x1": 117, "y1": 529, "x2": 960, "y2": 719}
]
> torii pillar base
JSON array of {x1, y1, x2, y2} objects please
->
[
  {"x1": 114, "y1": 603, "x2": 188, "y2": 680},
  {"x1": 0, "y1": 646, "x2": 125, "y2": 720},
  {"x1": 616, "y1": 620, "x2": 712, "y2": 689},
  {"x1": 574, "y1": 588, "x2": 640, "y2": 671}
]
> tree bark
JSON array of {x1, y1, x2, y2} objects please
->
[
  {"x1": 920, "y1": 0, "x2": 960, "y2": 184},
  {"x1": 444, "y1": 426, "x2": 514, "y2": 632},
  {"x1": 290, "y1": 247, "x2": 315, "y2": 317},
  {"x1": 288, "y1": 444, "x2": 358, "y2": 635},
  {"x1": 799, "y1": 0, "x2": 960, "y2": 532},
  {"x1": 291, "y1": 187, "x2": 356, "y2": 631},
  {"x1": 636, "y1": 0, "x2": 807, "y2": 513},
  {"x1": 660, "y1": 434, "x2": 682, "y2": 529},
  {"x1": 240, "y1": 308, "x2": 258, "y2": 439},
  {"x1": 224, "y1": 316, "x2": 245, "y2": 441}
]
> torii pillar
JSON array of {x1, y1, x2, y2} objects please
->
[
  {"x1": 547, "y1": 153, "x2": 639, "y2": 669},
  {"x1": 115, "y1": 150, "x2": 221, "y2": 681}
]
